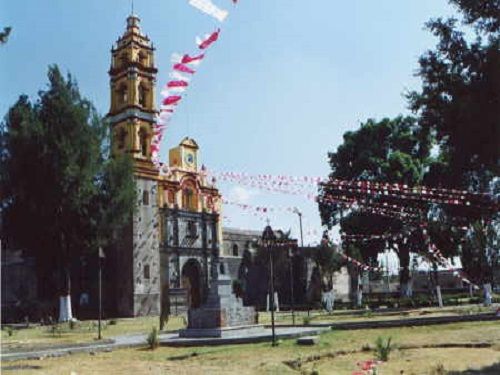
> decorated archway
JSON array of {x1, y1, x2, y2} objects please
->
[{"x1": 181, "y1": 258, "x2": 202, "y2": 308}]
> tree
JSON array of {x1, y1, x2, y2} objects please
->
[
  {"x1": 319, "y1": 116, "x2": 431, "y2": 297},
  {"x1": 408, "y1": 0, "x2": 499, "y2": 288},
  {"x1": 407, "y1": 0, "x2": 499, "y2": 190},
  {"x1": 1, "y1": 65, "x2": 136, "y2": 321},
  {"x1": 254, "y1": 229, "x2": 297, "y2": 307},
  {"x1": 313, "y1": 238, "x2": 343, "y2": 291},
  {"x1": 0, "y1": 26, "x2": 11, "y2": 44}
]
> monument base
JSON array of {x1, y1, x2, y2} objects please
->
[
  {"x1": 179, "y1": 324, "x2": 265, "y2": 338},
  {"x1": 179, "y1": 271, "x2": 261, "y2": 338}
]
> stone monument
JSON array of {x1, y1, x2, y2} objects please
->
[{"x1": 179, "y1": 262, "x2": 264, "y2": 338}]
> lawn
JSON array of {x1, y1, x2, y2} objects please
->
[
  {"x1": 3, "y1": 321, "x2": 499, "y2": 374},
  {"x1": 257, "y1": 304, "x2": 495, "y2": 325},
  {"x1": 1, "y1": 316, "x2": 186, "y2": 352},
  {"x1": 2, "y1": 304, "x2": 495, "y2": 353}
]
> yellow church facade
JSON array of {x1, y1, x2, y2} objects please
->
[{"x1": 108, "y1": 14, "x2": 223, "y2": 316}]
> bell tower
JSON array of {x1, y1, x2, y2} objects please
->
[
  {"x1": 108, "y1": 14, "x2": 161, "y2": 317},
  {"x1": 108, "y1": 14, "x2": 158, "y2": 178}
]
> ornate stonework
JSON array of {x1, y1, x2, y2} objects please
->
[{"x1": 108, "y1": 15, "x2": 222, "y2": 316}]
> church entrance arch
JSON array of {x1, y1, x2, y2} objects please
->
[{"x1": 181, "y1": 259, "x2": 202, "y2": 308}]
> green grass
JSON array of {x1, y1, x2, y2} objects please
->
[
  {"x1": 1, "y1": 316, "x2": 185, "y2": 352},
  {"x1": 257, "y1": 304, "x2": 495, "y2": 325},
  {"x1": 5, "y1": 321, "x2": 500, "y2": 375}
]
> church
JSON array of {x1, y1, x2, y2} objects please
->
[{"x1": 106, "y1": 13, "x2": 228, "y2": 317}]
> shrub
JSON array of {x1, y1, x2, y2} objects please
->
[
  {"x1": 303, "y1": 316, "x2": 311, "y2": 326},
  {"x1": 430, "y1": 363, "x2": 446, "y2": 375},
  {"x1": 5, "y1": 326, "x2": 15, "y2": 337},
  {"x1": 361, "y1": 343, "x2": 371, "y2": 352},
  {"x1": 146, "y1": 326, "x2": 160, "y2": 350},
  {"x1": 374, "y1": 336, "x2": 393, "y2": 361},
  {"x1": 109, "y1": 319, "x2": 118, "y2": 326},
  {"x1": 49, "y1": 323, "x2": 62, "y2": 337},
  {"x1": 69, "y1": 319, "x2": 78, "y2": 330},
  {"x1": 363, "y1": 310, "x2": 374, "y2": 318}
]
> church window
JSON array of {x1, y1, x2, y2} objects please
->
[
  {"x1": 138, "y1": 51, "x2": 147, "y2": 66},
  {"x1": 120, "y1": 53, "x2": 129, "y2": 67},
  {"x1": 117, "y1": 128, "x2": 127, "y2": 150},
  {"x1": 138, "y1": 84, "x2": 147, "y2": 107},
  {"x1": 182, "y1": 188, "x2": 195, "y2": 210},
  {"x1": 186, "y1": 220, "x2": 198, "y2": 238},
  {"x1": 232, "y1": 244, "x2": 239, "y2": 257},
  {"x1": 142, "y1": 190, "x2": 149, "y2": 206},
  {"x1": 143, "y1": 264, "x2": 150, "y2": 280},
  {"x1": 118, "y1": 84, "x2": 128, "y2": 105},
  {"x1": 139, "y1": 128, "x2": 148, "y2": 156}
]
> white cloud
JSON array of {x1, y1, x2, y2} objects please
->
[{"x1": 228, "y1": 185, "x2": 258, "y2": 203}]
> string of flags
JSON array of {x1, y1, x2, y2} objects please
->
[
  {"x1": 152, "y1": 1, "x2": 237, "y2": 167},
  {"x1": 419, "y1": 225, "x2": 480, "y2": 289},
  {"x1": 207, "y1": 170, "x2": 495, "y2": 203},
  {"x1": 222, "y1": 199, "x2": 320, "y2": 237},
  {"x1": 152, "y1": 30, "x2": 221, "y2": 167},
  {"x1": 188, "y1": 0, "x2": 238, "y2": 22},
  {"x1": 320, "y1": 180, "x2": 497, "y2": 212}
]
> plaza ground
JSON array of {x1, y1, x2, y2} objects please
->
[{"x1": 1, "y1": 306, "x2": 499, "y2": 375}]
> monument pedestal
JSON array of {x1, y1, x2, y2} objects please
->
[{"x1": 179, "y1": 274, "x2": 264, "y2": 338}]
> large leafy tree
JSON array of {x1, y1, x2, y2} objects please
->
[
  {"x1": 0, "y1": 65, "x2": 136, "y2": 320},
  {"x1": 319, "y1": 116, "x2": 432, "y2": 296},
  {"x1": 408, "y1": 0, "x2": 499, "y2": 285},
  {"x1": 408, "y1": 0, "x2": 499, "y2": 190}
]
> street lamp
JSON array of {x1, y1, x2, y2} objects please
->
[
  {"x1": 288, "y1": 248, "x2": 296, "y2": 326},
  {"x1": 293, "y1": 208, "x2": 305, "y2": 317},
  {"x1": 293, "y1": 208, "x2": 304, "y2": 247},
  {"x1": 262, "y1": 224, "x2": 277, "y2": 346},
  {"x1": 98, "y1": 247, "x2": 105, "y2": 340}
]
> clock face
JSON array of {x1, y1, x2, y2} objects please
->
[{"x1": 185, "y1": 152, "x2": 195, "y2": 166}]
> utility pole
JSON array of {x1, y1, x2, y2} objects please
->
[
  {"x1": 269, "y1": 244, "x2": 276, "y2": 345},
  {"x1": 293, "y1": 208, "x2": 304, "y2": 319},
  {"x1": 98, "y1": 247, "x2": 105, "y2": 340},
  {"x1": 262, "y1": 225, "x2": 277, "y2": 346},
  {"x1": 289, "y1": 248, "x2": 296, "y2": 326}
]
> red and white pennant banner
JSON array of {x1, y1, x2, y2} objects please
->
[
  {"x1": 152, "y1": 0, "x2": 237, "y2": 167},
  {"x1": 187, "y1": 0, "x2": 238, "y2": 23},
  {"x1": 419, "y1": 225, "x2": 479, "y2": 289},
  {"x1": 339, "y1": 251, "x2": 382, "y2": 272},
  {"x1": 152, "y1": 29, "x2": 222, "y2": 167}
]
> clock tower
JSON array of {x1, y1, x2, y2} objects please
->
[{"x1": 169, "y1": 137, "x2": 199, "y2": 171}]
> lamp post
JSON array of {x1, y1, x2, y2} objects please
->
[
  {"x1": 288, "y1": 248, "x2": 296, "y2": 326},
  {"x1": 98, "y1": 247, "x2": 105, "y2": 340},
  {"x1": 262, "y1": 225, "x2": 277, "y2": 346},
  {"x1": 293, "y1": 208, "x2": 304, "y2": 247},
  {"x1": 293, "y1": 208, "x2": 305, "y2": 317}
]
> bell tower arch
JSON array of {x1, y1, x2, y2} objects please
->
[{"x1": 108, "y1": 14, "x2": 158, "y2": 178}]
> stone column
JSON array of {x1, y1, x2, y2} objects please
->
[
  {"x1": 210, "y1": 214, "x2": 220, "y2": 282},
  {"x1": 172, "y1": 209, "x2": 181, "y2": 288}
]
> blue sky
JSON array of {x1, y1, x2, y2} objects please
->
[{"x1": 0, "y1": 0, "x2": 458, "y2": 246}]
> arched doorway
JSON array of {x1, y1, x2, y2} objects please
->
[{"x1": 181, "y1": 259, "x2": 202, "y2": 308}]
